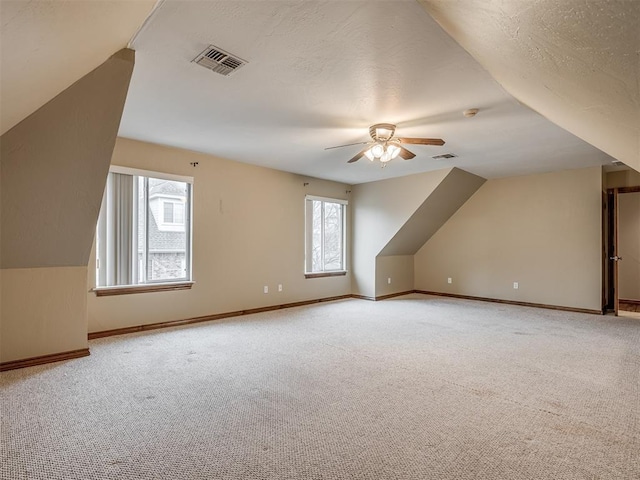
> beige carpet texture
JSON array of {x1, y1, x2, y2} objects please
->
[{"x1": 1, "y1": 294, "x2": 639, "y2": 479}]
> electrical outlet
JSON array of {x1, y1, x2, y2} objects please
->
[
  {"x1": 513, "y1": 282, "x2": 519, "y2": 290},
  {"x1": 447, "y1": 277, "x2": 452, "y2": 284},
  {"x1": 387, "y1": 277, "x2": 391, "y2": 284},
  {"x1": 278, "y1": 284, "x2": 283, "y2": 292},
  {"x1": 263, "y1": 286, "x2": 268, "y2": 294}
]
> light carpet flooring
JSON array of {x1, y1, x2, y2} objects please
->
[{"x1": 1, "y1": 294, "x2": 639, "y2": 479}]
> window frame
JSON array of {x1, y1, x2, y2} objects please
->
[
  {"x1": 304, "y1": 195, "x2": 348, "y2": 278},
  {"x1": 94, "y1": 166, "x2": 194, "y2": 293}
]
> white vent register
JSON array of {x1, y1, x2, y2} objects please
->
[{"x1": 193, "y1": 45, "x2": 247, "y2": 76}]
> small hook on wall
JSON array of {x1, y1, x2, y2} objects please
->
[
  {"x1": 190, "y1": 162, "x2": 199, "y2": 167},
  {"x1": 303, "y1": 182, "x2": 309, "y2": 186}
]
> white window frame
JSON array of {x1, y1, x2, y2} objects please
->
[
  {"x1": 304, "y1": 195, "x2": 348, "y2": 276},
  {"x1": 95, "y1": 166, "x2": 194, "y2": 290}
]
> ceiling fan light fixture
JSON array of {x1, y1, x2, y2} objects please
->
[
  {"x1": 380, "y1": 151, "x2": 393, "y2": 163},
  {"x1": 371, "y1": 143, "x2": 384, "y2": 158},
  {"x1": 331, "y1": 122, "x2": 444, "y2": 166},
  {"x1": 364, "y1": 149, "x2": 376, "y2": 161},
  {"x1": 386, "y1": 143, "x2": 401, "y2": 159}
]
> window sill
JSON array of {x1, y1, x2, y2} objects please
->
[
  {"x1": 92, "y1": 281, "x2": 194, "y2": 297},
  {"x1": 304, "y1": 271, "x2": 347, "y2": 279}
]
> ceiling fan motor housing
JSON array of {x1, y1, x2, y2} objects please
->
[{"x1": 369, "y1": 123, "x2": 396, "y2": 141}]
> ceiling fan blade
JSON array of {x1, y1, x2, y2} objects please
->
[
  {"x1": 398, "y1": 146, "x2": 416, "y2": 160},
  {"x1": 325, "y1": 141, "x2": 370, "y2": 150},
  {"x1": 348, "y1": 147, "x2": 370, "y2": 163},
  {"x1": 397, "y1": 137, "x2": 445, "y2": 146}
]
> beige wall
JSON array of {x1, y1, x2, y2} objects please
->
[
  {"x1": 375, "y1": 255, "x2": 414, "y2": 297},
  {"x1": 0, "y1": 50, "x2": 134, "y2": 363},
  {"x1": 351, "y1": 169, "x2": 451, "y2": 298},
  {"x1": 351, "y1": 168, "x2": 485, "y2": 298},
  {"x1": 618, "y1": 192, "x2": 640, "y2": 300},
  {"x1": 87, "y1": 138, "x2": 351, "y2": 333},
  {"x1": 379, "y1": 168, "x2": 486, "y2": 256},
  {"x1": 607, "y1": 169, "x2": 640, "y2": 189},
  {"x1": 415, "y1": 167, "x2": 603, "y2": 311},
  {"x1": 1, "y1": 267, "x2": 88, "y2": 362}
]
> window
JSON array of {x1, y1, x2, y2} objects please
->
[
  {"x1": 96, "y1": 167, "x2": 193, "y2": 288},
  {"x1": 305, "y1": 195, "x2": 347, "y2": 276},
  {"x1": 162, "y1": 200, "x2": 185, "y2": 226}
]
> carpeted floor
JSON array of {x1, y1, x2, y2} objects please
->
[{"x1": 1, "y1": 294, "x2": 639, "y2": 479}]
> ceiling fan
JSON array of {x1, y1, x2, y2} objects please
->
[{"x1": 326, "y1": 123, "x2": 445, "y2": 165}]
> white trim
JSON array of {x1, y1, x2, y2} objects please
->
[
  {"x1": 305, "y1": 195, "x2": 348, "y2": 205},
  {"x1": 110, "y1": 165, "x2": 193, "y2": 184}
]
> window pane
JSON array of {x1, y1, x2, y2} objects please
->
[
  {"x1": 174, "y1": 204, "x2": 185, "y2": 224},
  {"x1": 137, "y1": 176, "x2": 146, "y2": 284},
  {"x1": 311, "y1": 200, "x2": 322, "y2": 272},
  {"x1": 163, "y1": 202, "x2": 174, "y2": 223},
  {"x1": 147, "y1": 178, "x2": 188, "y2": 281},
  {"x1": 323, "y1": 202, "x2": 342, "y2": 270}
]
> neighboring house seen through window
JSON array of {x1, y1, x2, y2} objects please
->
[
  {"x1": 162, "y1": 200, "x2": 185, "y2": 226},
  {"x1": 96, "y1": 167, "x2": 192, "y2": 287},
  {"x1": 305, "y1": 195, "x2": 347, "y2": 274}
]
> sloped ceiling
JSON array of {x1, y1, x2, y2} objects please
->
[
  {"x1": 378, "y1": 168, "x2": 485, "y2": 256},
  {"x1": 419, "y1": 0, "x2": 640, "y2": 172},
  {"x1": 1, "y1": 50, "x2": 135, "y2": 268},
  {"x1": 0, "y1": 0, "x2": 156, "y2": 134}
]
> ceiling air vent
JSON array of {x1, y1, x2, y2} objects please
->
[
  {"x1": 432, "y1": 153, "x2": 457, "y2": 160},
  {"x1": 193, "y1": 45, "x2": 247, "y2": 76}
]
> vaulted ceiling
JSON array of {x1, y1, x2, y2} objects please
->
[
  {"x1": 420, "y1": 0, "x2": 640, "y2": 173},
  {"x1": 0, "y1": 0, "x2": 156, "y2": 134},
  {"x1": 1, "y1": 0, "x2": 636, "y2": 184}
]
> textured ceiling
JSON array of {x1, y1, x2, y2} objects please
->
[
  {"x1": 1, "y1": 0, "x2": 624, "y2": 184},
  {"x1": 420, "y1": 0, "x2": 640, "y2": 173},
  {"x1": 0, "y1": 0, "x2": 156, "y2": 134},
  {"x1": 120, "y1": 0, "x2": 614, "y2": 184}
]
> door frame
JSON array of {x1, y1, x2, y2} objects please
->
[{"x1": 605, "y1": 186, "x2": 640, "y2": 315}]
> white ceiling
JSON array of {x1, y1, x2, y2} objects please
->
[
  {"x1": 119, "y1": 0, "x2": 615, "y2": 184},
  {"x1": 421, "y1": 0, "x2": 640, "y2": 174},
  {"x1": 0, "y1": 0, "x2": 156, "y2": 135}
]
